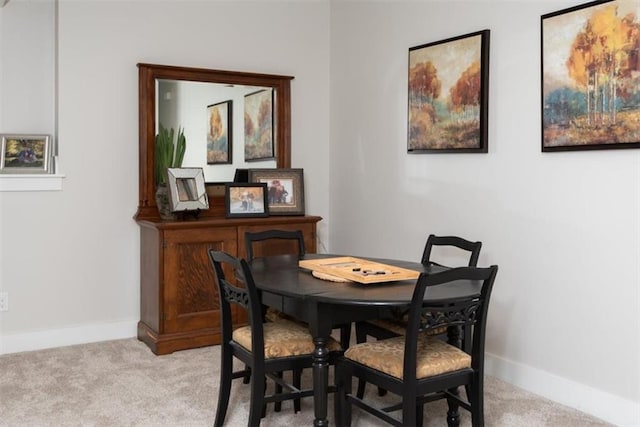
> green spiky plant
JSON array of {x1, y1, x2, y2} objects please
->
[{"x1": 155, "y1": 125, "x2": 186, "y2": 186}]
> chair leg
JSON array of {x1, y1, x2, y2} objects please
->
[
  {"x1": 356, "y1": 377, "x2": 366, "y2": 399},
  {"x1": 274, "y1": 371, "x2": 283, "y2": 412},
  {"x1": 470, "y1": 375, "x2": 484, "y2": 427},
  {"x1": 293, "y1": 368, "x2": 302, "y2": 413},
  {"x1": 214, "y1": 346, "x2": 233, "y2": 427},
  {"x1": 446, "y1": 386, "x2": 461, "y2": 427},
  {"x1": 243, "y1": 364, "x2": 251, "y2": 384},
  {"x1": 249, "y1": 368, "x2": 267, "y2": 427},
  {"x1": 340, "y1": 323, "x2": 352, "y2": 349},
  {"x1": 335, "y1": 363, "x2": 353, "y2": 427}
]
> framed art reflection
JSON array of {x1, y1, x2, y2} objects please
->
[
  {"x1": 244, "y1": 89, "x2": 274, "y2": 161},
  {"x1": 207, "y1": 100, "x2": 232, "y2": 164}
]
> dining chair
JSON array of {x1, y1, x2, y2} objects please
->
[
  {"x1": 209, "y1": 250, "x2": 342, "y2": 426},
  {"x1": 245, "y1": 230, "x2": 352, "y2": 347},
  {"x1": 245, "y1": 229, "x2": 352, "y2": 413},
  {"x1": 335, "y1": 265, "x2": 499, "y2": 427},
  {"x1": 354, "y1": 234, "x2": 482, "y2": 398}
]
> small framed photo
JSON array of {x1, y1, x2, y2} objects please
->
[
  {"x1": 225, "y1": 182, "x2": 269, "y2": 218},
  {"x1": 248, "y1": 168, "x2": 305, "y2": 216},
  {"x1": 207, "y1": 100, "x2": 232, "y2": 164},
  {"x1": 541, "y1": 0, "x2": 640, "y2": 151},
  {"x1": 0, "y1": 134, "x2": 52, "y2": 174},
  {"x1": 407, "y1": 30, "x2": 490, "y2": 153},
  {"x1": 244, "y1": 89, "x2": 274, "y2": 161},
  {"x1": 167, "y1": 168, "x2": 209, "y2": 212}
]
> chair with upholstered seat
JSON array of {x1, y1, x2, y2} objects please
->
[
  {"x1": 209, "y1": 250, "x2": 342, "y2": 426},
  {"x1": 354, "y1": 234, "x2": 482, "y2": 397},
  {"x1": 335, "y1": 265, "x2": 499, "y2": 427},
  {"x1": 245, "y1": 229, "x2": 352, "y2": 347}
]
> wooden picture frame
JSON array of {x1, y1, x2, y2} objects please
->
[
  {"x1": 244, "y1": 89, "x2": 274, "y2": 161},
  {"x1": 224, "y1": 182, "x2": 269, "y2": 218},
  {"x1": 541, "y1": 0, "x2": 640, "y2": 152},
  {"x1": 0, "y1": 134, "x2": 51, "y2": 174},
  {"x1": 407, "y1": 30, "x2": 490, "y2": 153},
  {"x1": 207, "y1": 100, "x2": 232, "y2": 164},
  {"x1": 166, "y1": 168, "x2": 209, "y2": 212},
  {"x1": 248, "y1": 168, "x2": 305, "y2": 216}
]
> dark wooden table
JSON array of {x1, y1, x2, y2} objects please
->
[{"x1": 250, "y1": 253, "x2": 482, "y2": 427}]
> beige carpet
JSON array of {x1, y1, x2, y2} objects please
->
[{"x1": 0, "y1": 338, "x2": 611, "y2": 426}]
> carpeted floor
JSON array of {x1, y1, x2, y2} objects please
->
[{"x1": 0, "y1": 338, "x2": 611, "y2": 426}]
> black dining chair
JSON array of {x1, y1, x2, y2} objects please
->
[
  {"x1": 354, "y1": 234, "x2": 482, "y2": 398},
  {"x1": 209, "y1": 250, "x2": 342, "y2": 426},
  {"x1": 335, "y1": 265, "x2": 499, "y2": 427},
  {"x1": 245, "y1": 229, "x2": 352, "y2": 348}
]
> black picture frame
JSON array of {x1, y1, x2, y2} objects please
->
[
  {"x1": 224, "y1": 182, "x2": 269, "y2": 218},
  {"x1": 407, "y1": 30, "x2": 490, "y2": 153},
  {"x1": 541, "y1": 0, "x2": 640, "y2": 152}
]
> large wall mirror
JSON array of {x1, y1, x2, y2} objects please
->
[{"x1": 135, "y1": 63, "x2": 293, "y2": 220}]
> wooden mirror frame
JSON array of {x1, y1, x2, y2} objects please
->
[{"x1": 135, "y1": 63, "x2": 293, "y2": 221}]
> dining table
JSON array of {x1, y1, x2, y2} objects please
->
[{"x1": 249, "y1": 253, "x2": 483, "y2": 427}]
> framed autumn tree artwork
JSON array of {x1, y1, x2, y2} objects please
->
[
  {"x1": 542, "y1": 0, "x2": 640, "y2": 151},
  {"x1": 407, "y1": 30, "x2": 490, "y2": 153}
]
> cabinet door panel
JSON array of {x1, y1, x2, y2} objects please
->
[{"x1": 163, "y1": 227, "x2": 237, "y2": 333}]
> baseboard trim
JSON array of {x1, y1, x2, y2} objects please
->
[
  {"x1": 485, "y1": 352, "x2": 640, "y2": 427},
  {"x1": 0, "y1": 320, "x2": 137, "y2": 355}
]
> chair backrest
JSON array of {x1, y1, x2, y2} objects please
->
[
  {"x1": 403, "y1": 265, "x2": 498, "y2": 385},
  {"x1": 208, "y1": 250, "x2": 267, "y2": 360},
  {"x1": 421, "y1": 234, "x2": 482, "y2": 267},
  {"x1": 245, "y1": 229, "x2": 306, "y2": 262}
]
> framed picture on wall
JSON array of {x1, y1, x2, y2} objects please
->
[
  {"x1": 407, "y1": 30, "x2": 490, "y2": 153},
  {"x1": 248, "y1": 168, "x2": 305, "y2": 216},
  {"x1": 541, "y1": 0, "x2": 640, "y2": 151},
  {"x1": 224, "y1": 182, "x2": 269, "y2": 218},
  {"x1": 207, "y1": 100, "x2": 232, "y2": 164},
  {"x1": 0, "y1": 134, "x2": 52, "y2": 174},
  {"x1": 244, "y1": 89, "x2": 274, "y2": 161}
]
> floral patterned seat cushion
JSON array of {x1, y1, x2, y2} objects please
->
[
  {"x1": 344, "y1": 335, "x2": 470, "y2": 380},
  {"x1": 233, "y1": 319, "x2": 342, "y2": 359}
]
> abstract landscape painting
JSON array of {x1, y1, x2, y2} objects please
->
[
  {"x1": 408, "y1": 30, "x2": 490, "y2": 153},
  {"x1": 542, "y1": 0, "x2": 640, "y2": 151}
]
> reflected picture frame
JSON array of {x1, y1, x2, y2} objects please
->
[
  {"x1": 407, "y1": 30, "x2": 490, "y2": 153},
  {"x1": 0, "y1": 134, "x2": 52, "y2": 174},
  {"x1": 207, "y1": 100, "x2": 232, "y2": 164},
  {"x1": 244, "y1": 89, "x2": 274, "y2": 161},
  {"x1": 225, "y1": 182, "x2": 269, "y2": 218},
  {"x1": 248, "y1": 168, "x2": 305, "y2": 216},
  {"x1": 541, "y1": 0, "x2": 640, "y2": 151},
  {"x1": 166, "y1": 168, "x2": 209, "y2": 212}
]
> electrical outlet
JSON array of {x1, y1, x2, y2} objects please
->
[{"x1": 0, "y1": 292, "x2": 8, "y2": 312}]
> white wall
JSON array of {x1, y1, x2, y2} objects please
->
[
  {"x1": 0, "y1": 0, "x2": 330, "y2": 348},
  {"x1": 329, "y1": 1, "x2": 639, "y2": 425}
]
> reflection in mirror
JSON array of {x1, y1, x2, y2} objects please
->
[
  {"x1": 135, "y1": 63, "x2": 293, "y2": 220},
  {"x1": 157, "y1": 80, "x2": 277, "y2": 183}
]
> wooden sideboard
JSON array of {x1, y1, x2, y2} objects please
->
[{"x1": 136, "y1": 215, "x2": 322, "y2": 355}]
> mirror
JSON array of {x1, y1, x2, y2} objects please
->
[{"x1": 135, "y1": 63, "x2": 293, "y2": 220}]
